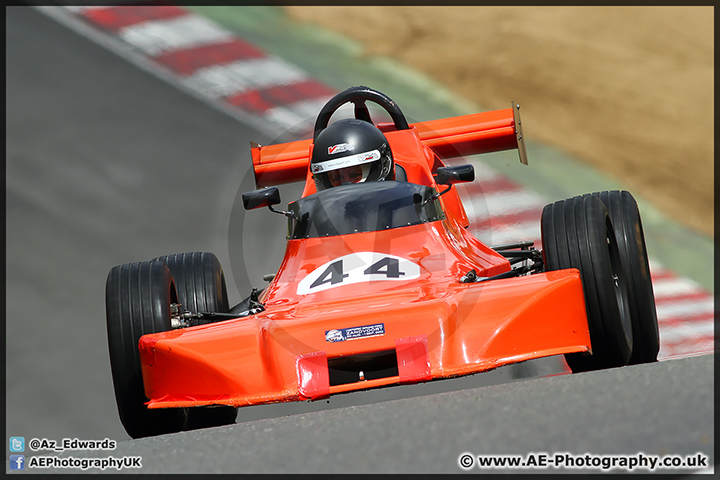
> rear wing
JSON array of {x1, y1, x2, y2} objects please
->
[{"x1": 251, "y1": 103, "x2": 527, "y2": 187}]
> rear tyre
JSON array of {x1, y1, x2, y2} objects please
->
[
  {"x1": 541, "y1": 195, "x2": 633, "y2": 372},
  {"x1": 586, "y1": 191, "x2": 659, "y2": 364},
  {"x1": 105, "y1": 260, "x2": 188, "y2": 438},
  {"x1": 153, "y1": 252, "x2": 238, "y2": 429}
]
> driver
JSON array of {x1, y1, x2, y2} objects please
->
[{"x1": 310, "y1": 118, "x2": 395, "y2": 191}]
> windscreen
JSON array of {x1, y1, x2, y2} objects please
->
[{"x1": 288, "y1": 181, "x2": 444, "y2": 239}]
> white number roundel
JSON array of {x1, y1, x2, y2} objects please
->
[{"x1": 297, "y1": 252, "x2": 420, "y2": 295}]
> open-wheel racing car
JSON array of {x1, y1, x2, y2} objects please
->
[{"x1": 106, "y1": 86, "x2": 660, "y2": 438}]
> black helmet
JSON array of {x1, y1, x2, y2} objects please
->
[{"x1": 310, "y1": 119, "x2": 394, "y2": 191}]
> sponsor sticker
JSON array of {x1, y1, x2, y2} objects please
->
[
  {"x1": 328, "y1": 143, "x2": 355, "y2": 155},
  {"x1": 311, "y1": 149, "x2": 381, "y2": 173},
  {"x1": 325, "y1": 323, "x2": 385, "y2": 343}
]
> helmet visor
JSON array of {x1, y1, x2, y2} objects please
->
[{"x1": 327, "y1": 164, "x2": 371, "y2": 187}]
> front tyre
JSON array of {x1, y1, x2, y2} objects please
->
[
  {"x1": 153, "y1": 252, "x2": 238, "y2": 429},
  {"x1": 105, "y1": 260, "x2": 188, "y2": 438},
  {"x1": 153, "y1": 252, "x2": 229, "y2": 323},
  {"x1": 541, "y1": 195, "x2": 633, "y2": 372},
  {"x1": 586, "y1": 191, "x2": 659, "y2": 364}
]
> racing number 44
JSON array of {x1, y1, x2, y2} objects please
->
[{"x1": 299, "y1": 253, "x2": 420, "y2": 295}]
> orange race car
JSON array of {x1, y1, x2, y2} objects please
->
[{"x1": 106, "y1": 86, "x2": 659, "y2": 439}]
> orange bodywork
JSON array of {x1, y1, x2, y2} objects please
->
[{"x1": 139, "y1": 107, "x2": 591, "y2": 409}]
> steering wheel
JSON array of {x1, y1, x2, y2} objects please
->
[{"x1": 312, "y1": 86, "x2": 410, "y2": 141}]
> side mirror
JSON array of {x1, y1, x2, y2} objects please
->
[
  {"x1": 242, "y1": 187, "x2": 281, "y2": 210},
  {"x1": 435, "y1": 164, "x2": 475, "y2": 185}
]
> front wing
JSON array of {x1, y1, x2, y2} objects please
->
[{"x1": 139, "y1": 269, "x2": 590, "y2": 409}]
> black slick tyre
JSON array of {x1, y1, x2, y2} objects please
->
[
  {"x1": 586, "y1": 191, "x2": 659, "y2": 364},
  {"x1": 541, "y1": 195, "x2": 633, "y2": 372},
  {"x1": 153, "y1": 252, "x2": 238, "y2": 429},
  {"x1": 152, "y1": 252, "x2": 230, "y2": 322},
  {"x1": 105, "y1": 260, "x2": 188, "y2": 438}
]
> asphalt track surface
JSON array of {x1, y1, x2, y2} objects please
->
[{"x1": 6, "y1": 7, "x2": 715, "y2": 474}]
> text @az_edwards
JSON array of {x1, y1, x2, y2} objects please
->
[{"x1": 27, "y1": 437, "x2": 116, "y2": 452}]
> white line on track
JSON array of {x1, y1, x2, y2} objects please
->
[
  {"x1": 469, "y1": 221, "x2": 541, "y2": 247},
  {"x1": 183, "y1": 58, "x2": 309, "y2": 99},
  {"x1": 659, "y1": 320, "x2": 715, "y2": 342},
  {"x1": 655, "y1": 299, "x2": 714, "y2": 319},
  {"x1": 464, "y1": 190, "x2": 545, "y2": 218},
  {"x1": 652, "y1": 276, "x2": 706, "y2": 298},
  {"x1": 119, "y1": 15, "x2": 235, "y2": 56},
  {"x1": 61, "y1": 6, "x2": 109, "y2": 14},
  {"x1": 263, "y1": 97, "x2": 335, "y2": 132}
]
